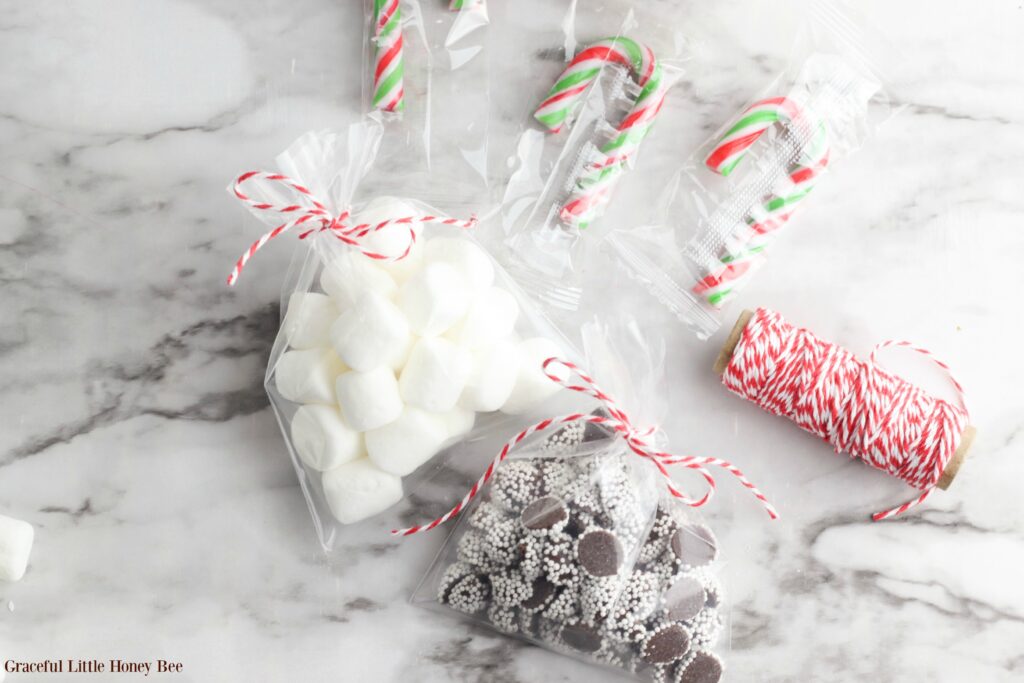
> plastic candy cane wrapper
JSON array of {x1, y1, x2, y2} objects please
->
[
  {"x1": 227, "y1": 120, "x2": 579, "y2": 551},
  {"x1": 360, "y1": 0, "x2": 492, "y2": 210},
  {"x1": 411, "y1": 320, "x2": 777, "y2": 682},
  {"x1": 604, "y1": 2, "x2": 897, "y2": 339},
  {"x1": 494, "y1": 2, "x2": 691, "y2": 313}
]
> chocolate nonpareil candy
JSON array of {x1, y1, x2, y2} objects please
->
[
  {"x1": 561, "y1": 623, "x2": 603, "y2": 653},
  {"x1": 577, "y1": 529, "x2": 623, "y2": 577},
  {"x1": 641, "y1": 623, "x2": 690, "y2": 664},
  {"x1": 521, "y1": 497, "x2": 568, "y2": 531},
  {"x1": 670, "y1": 524, "x2": 718, "y2": 568},
  {"x1": 664, "y1": 577, "x2": 706, "y2": 621},
  {"x1": 439, "y1": 563, "x2": 491, "y2": 615},
  {"x1": 677, "y1": 651, "x2": 723, "y2": 683}
]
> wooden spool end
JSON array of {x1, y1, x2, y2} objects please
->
[
  {"x1": 713, "y1": 309, "x2": 755, "y2": 376},
  {"x1": 713, "y1": 309, "x2": 976, "y2": 490},
  {"x1": 937, "y1": 425, "x2": 975, "y2": 491}
]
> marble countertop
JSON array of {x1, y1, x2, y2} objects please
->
[{"x1": 1, "y1": 1, "x2": 1023, "y2": 681}]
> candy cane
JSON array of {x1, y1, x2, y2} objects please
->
[
  {"x1": 534, "y1": 37, "x2": 658, "y2": 135},
  {"x1": 371, "y1": 0, "x2": 404, "y2": 113},
  {"x1": 694, "y1": 98, "x2": 831, "y2": 308},
  {"x1": 705, "y1": 97, "x2": 809, "y2": 177},
  {"x1": 449, "y1": 0, "x2": 484, "y2": 9},
  {"x1": 559, "y1": 57, "x2": 669, "y2": 229}
]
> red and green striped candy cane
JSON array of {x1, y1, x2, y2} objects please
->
[
  {"x1": 534, "y1": 37, "x2": 658, "y2": 135},
  {"x1": 372, "y1": 0, "x2": 404, "y2": 113},
  {"x1": 449, "y1": 0, "x2": 484, "y2": 9},
  {"x1": 706, "y1": 97, "x2": 813, "y2": 176},
  {"x1": 694, "y1": 101, "x2": 831, "y2": 308},
  {"x1": 559, "y1": 50, "x2": 669, "y2": 229}
]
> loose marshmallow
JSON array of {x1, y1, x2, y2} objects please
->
[
  {"x1": 424, "y1": 237, "x2": 495, "y2": 289},
  {"x1": 447, "y1": 286, "x2": 519, "y2": 348},
  {"x1": 399, "y1": 262, "x2": 470, "y2": 336},
  {"x1": 501, "y1": 337, "x2": 565, "y2": 414},
  {"x1": 282, "y1": 292, "x2": 338, "y2": 350},
  {"x1": 329, "y1": 292, "x2": 411, "y2": 372},
  {"x1": 291, "y1": 404, "x2": 364, "y2": 472},
  {"x1": 336, "y1": 366, "x2": 404, "y2": 431},
  {"x1": 0, "y1": 514, "x2": 34, "y2": 582},
  {"x1": 365, "y1": 407, "x2": 450, "y2": 476},
  {"x1": 356, "y1": 198, "x2": 424, "y2": 284},
  {"x1": 322, "y1": 458, "x2": 403, "y2": 525},
  {"x1": 275, "y1": 348, "x2": 347, "y2": 405},
  {"x1": 320, "y1": 257, "x2": 398, "y2": 310},
  {"x1": 460, "y1": 339, "x2": 519, "y2": 412},
  {"x1": 440, "y1": 406, "x2": 476, "y2": 439},
  {"x1": 399, "y1": 337, "x2": 471, "y2": 412}
]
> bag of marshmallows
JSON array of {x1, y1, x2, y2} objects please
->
[{"x1": 228, "y1": 120, "x2": 577, "y2": 550}]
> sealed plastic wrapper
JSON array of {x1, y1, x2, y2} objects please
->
[
  {"x1": 410, "y1": 320, "x2": 777, "y2": 682},
  {"x1": 605, "y1": 1, "x2": 897, "y2": 339},
  {"x1": 361, "y1": 0, "x2": 493, "y2": 211},
  {"x1": 496, "y1": 3, "x2": 692, "y2": 312},
  {"x1": 226, "y1": 120, "x2": 577, "y2": 550}
]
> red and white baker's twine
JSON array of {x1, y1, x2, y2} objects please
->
[
  {"x1": 227, "y1": 171, "x2": 476, "y2": 286},
  {"x1": 722, "y1": 308, "x2": 970, "y2": 521},
  {"x1": 392, "y1": 358, "x2": 778, "y2": 537}
]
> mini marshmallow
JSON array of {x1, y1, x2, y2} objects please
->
[
  {"x1": 460, "y1": 339, "x2": 519, "y2": 412},
  {"x1": 336, "y1": 366, "x2": 404, "y2": 431},
  {"x1": 329, "y1": 292, "x2": 411, "y2": 372},
  {"x1": 320, "y1": 257, "x2": 397, "y2": 310},
  {"x1": 275, "y1": 348, "x2": 348, "y2": 405},
  {"x1": 447, "y1": 286, "x2": 519, "y2": 348},
  {"x1": 399, "y1": 337, "x2": 471, "y2": 412},
  {"x1": 399, "y1": 263, "x2": 470, "y2": 337},
  {"x1": 390, "y1": 334, "x2": 417, "y2": 372},
  {"x1": 290, "y1": 404, "x2": 364, "y2": 471},
  {"x1": 501, "y1": 337, "x2": 565, "y2": 414},
  {"x1": 0, "y1": 514, "x2": 34, "y2": 582},
  {"x1": 282, "y1": 292, "x2": 338, "y2": 350},
  {"x1": 440, "y1": 405, "x2": 476, "y2": 439},
  {"x1": 356, "y1": 198, "x2": 424, "y2": 284},
  {"x1": 322, "y1": 458, "x2": 403, "y2": 525},
  {"x1": 366, "y1": 407, "x2": 450, "y2": 476},
  {"x1": 424, "y1": 237, "x2": 495, "y2": 289}
]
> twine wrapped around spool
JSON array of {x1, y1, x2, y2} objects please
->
[{"x1": 713, "y1": 308, "x2": 976, "y2": 519}]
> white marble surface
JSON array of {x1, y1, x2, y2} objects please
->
[{"x1": 1, "y1": 1, "x2": 1023, "y2": 681}]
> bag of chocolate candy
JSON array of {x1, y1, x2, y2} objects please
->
[
  {"x1": 411, "y1": 320, "x2": 767, "y2": 682},
  {"x1": 419, "y1": 426, "x2": 728, "y2": 682},
  {"x1": 226, "y1": 119, "x2": 579, "y2": 550}
]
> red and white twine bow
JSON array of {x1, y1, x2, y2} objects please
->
[
  {"x1": 392, "y1": 358, "x2": 778, "y2": 537},
  {"x1": 227, "y1": 171, "x2": 477, "y2": 286}
]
